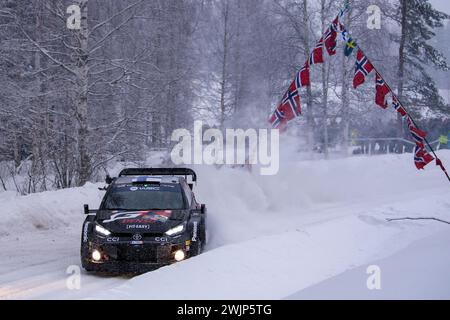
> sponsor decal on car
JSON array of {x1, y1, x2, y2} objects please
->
[
  {"x1": 126, "y1": 224, "x2": 151, "y2": 230},
  {"x1": 131, "y1": 186, "x2": 161, "y2": 191},
  {"x1": 103, "y1": 211, "x2": 172, "y2": 224},
  {"x1": 114, "y1": 184, "x2": 177, "y2": 192},
  {"x1": 192, "y1": 221, "x2": 198, "y2": 242}
]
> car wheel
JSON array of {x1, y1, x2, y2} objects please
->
[
  {"x1": 200, "y1": 223, "x2": 206, "y2": 251},
  {"x1": 190, "y1": 239, "x2": 202, "y2": 257}
]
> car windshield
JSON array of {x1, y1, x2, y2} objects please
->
[{"x1": 103, "y1": 183, "x2": 185, "y2": 211}]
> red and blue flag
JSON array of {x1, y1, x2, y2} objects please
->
[{"x1": 353, "y1": 50, "x2": 374, "y2": 89}]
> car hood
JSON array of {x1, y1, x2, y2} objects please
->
[{"x1": 96, "y1": 210, "x2": 187, "y2": 234}]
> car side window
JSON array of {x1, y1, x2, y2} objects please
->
[{"x1": 182, "y1": 181, "x2": 193, "y2": 207}]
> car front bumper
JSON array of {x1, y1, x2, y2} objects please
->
[{"x1": 84, "y1": 236, "x2": 190, "y2": 273}]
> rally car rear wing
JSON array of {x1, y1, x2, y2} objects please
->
[{"x1": 118, "y1": 168, "x2": 197, "y2": 182}]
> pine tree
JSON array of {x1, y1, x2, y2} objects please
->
[{"x1": 396, "y1": 0, "x2": 449, "y2": 123}]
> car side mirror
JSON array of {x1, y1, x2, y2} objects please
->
[
  {"x1": 105, "y1": 175, "x2": 113, "y2": 185},
  {"x1": 84, "y1": 204, "x2": 98, "y2": 215},
  {"x1": 201, "y1": 204, "x2": 206, "y2": 214}
]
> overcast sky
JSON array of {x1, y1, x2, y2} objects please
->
[{"x1": 430, "y1": 0, "x2": 450, "y2": 15}]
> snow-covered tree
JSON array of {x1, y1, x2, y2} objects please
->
[{"x1": 394, "y1": 0, "x2": 449, "y2": 122}]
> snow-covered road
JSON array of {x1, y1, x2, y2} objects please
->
[
  {"x1": 1, "y1": 152, "x2": 449, "y2": 299},
  {"x1": 0, "y1": 229, "x2": 131, "y2": 299},
  {"x1": 287, "y1": 229, "x2": 450, "y2": 300},
  {"x1": 92, "y1": 192, "x2": 450, "y2": 300}
]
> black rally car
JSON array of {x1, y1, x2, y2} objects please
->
[{"x1": 80, "y1": 168, "x2": 207, "y2": 273}]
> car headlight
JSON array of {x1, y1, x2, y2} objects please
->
[
  {"x1": 95, "y1": 224, "x2": 111, "y2": 236},
  {"x1": 165, "y1": 224, "x2": 185, "y2": 236}
]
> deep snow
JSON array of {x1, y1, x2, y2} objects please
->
[
  {"x1": 0, "y1": 151, "x2": 449, "y2": 299},
  {"x1": 287, "y1": 230, "x2": 450, "y2": 300}
]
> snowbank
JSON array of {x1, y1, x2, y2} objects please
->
[
  {"x1": 0, "y1": 183, "x2": 103, "y2": 237},
  {"x1": 0, "y1": 150, "x2": 168, "y2": 237}
]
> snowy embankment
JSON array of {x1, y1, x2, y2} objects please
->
[
  {"x1": 0, "y1": 183, "x2": 103, "y2": 238},
  {"x1": 0, "y1": 151, "x2": 449, "y2": 299}
]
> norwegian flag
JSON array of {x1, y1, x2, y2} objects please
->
[
  {"x1": 410, "y1": 126, "x2": 428, "y2": 149},
  {"x1": 406, "y1": 116, "x2": 428, "y2": 148},
  {"x1": 269, "y1": 76, "x2": 302, "y2": 131},
  {"x1": 309, "y1": 37, "x2": 324, "y2": 65},
  {"x1": 280, "y1": 82, "x2": 302, "y2": 118},
  {"x1": 269, "y1": 108, "x2": 287, "y2": 130},
  {"x1": 392, "y1": 96, "x2": 407, "y2": 117},
  {"x1": 324, "y1": 24, "x2": 338, "y2": 56},
  {"x1": 406, "y1": 115, "x2": 434, "y2": 169},
  {"x1": 406, "y1": 115, "x2": 415, "y2": 130},
  {"x1": 375, "y1": 73, "x2": 390, "y2": 109},
  {"x1": 295, "y1": 63, "x2": 310, "y2": 88},
  {"x1": 414, "y1": 145, "x2": 435, "y2": 170},
  {"x1": 269, "y1": 84, "x2": 301, "y2": 130},
  {"x1": 353, "y1": 50, "x2": 374, "y2": 89},
  {"x1": 331, "y1": 16, "x2": 340, "y2": 30}
]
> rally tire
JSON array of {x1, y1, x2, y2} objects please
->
[{"x1": 190, "y1": 239, "x2": 203, "y2": 257}]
